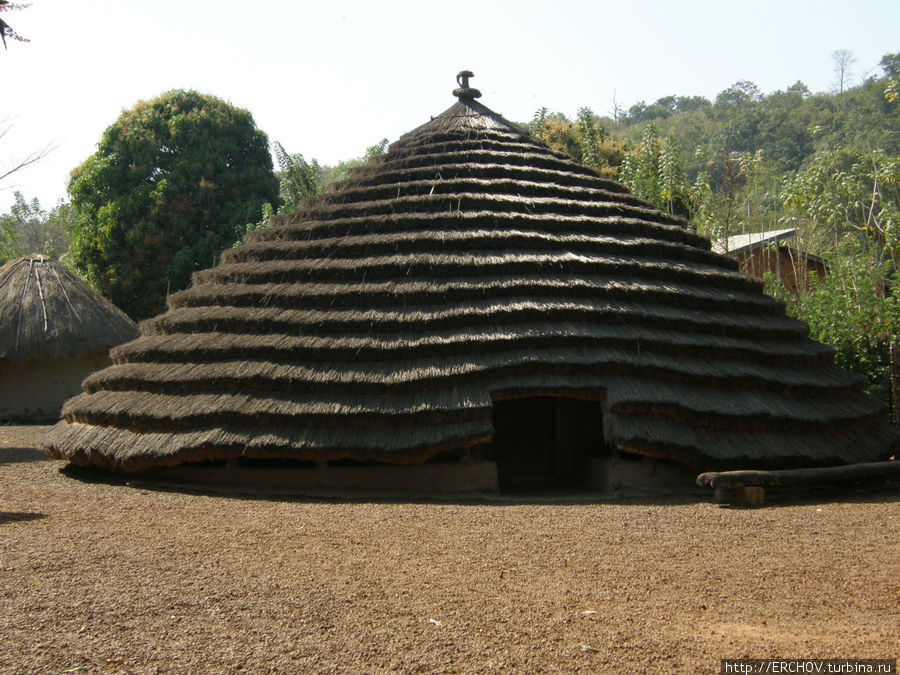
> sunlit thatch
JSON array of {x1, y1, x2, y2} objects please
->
[{"x1": 43, "y1": 79, "x2": 900, "y2": 471}]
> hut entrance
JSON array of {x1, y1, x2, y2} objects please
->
[{"x1": 486, "y1": 396, "x2": 609, "y2": 489}]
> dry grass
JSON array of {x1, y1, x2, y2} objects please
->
[
  {"x1": 0, "y1": 255, "x2": 137, "y2": 361},
  {"x1": 2, "y1": 425, "x2": 898, "y2": 674}
]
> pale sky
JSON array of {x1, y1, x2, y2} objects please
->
[{"x1": 2, "y1": 0, "x2": 898, "y2": 213}]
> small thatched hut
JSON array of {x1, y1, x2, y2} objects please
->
[
  {"x1": 43, "y1": 73, "x2": 900, "y2": 489},
  {"x1": 0, "y1": 254, "x2": 139, "y2": 422}
]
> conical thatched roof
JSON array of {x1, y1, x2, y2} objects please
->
[
  {"x1": 44, "y1": 74, "x2": 900, "y2": 473},
  {"x1": 0, "y1": 254, "x2": 138, "y2": 361}
]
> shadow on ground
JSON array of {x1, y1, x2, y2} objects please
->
[
  {"x1": 0, "y1": 511, "x2": 45, "y2": 524},
  {"x1": 0, "y1": 447, "x2": 50, "y2": 465},
  {"x1": 57, "y1": 464, "x2": 900, "y2": 508}
]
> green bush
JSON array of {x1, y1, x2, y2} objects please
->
[{"x1": 767, "y1": 263, "x2": 900, "y2": 404}]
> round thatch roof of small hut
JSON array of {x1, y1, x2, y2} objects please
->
[
  {"x1": 43, "y1": 74, "x2": 900, "y2": 473},
  {"x1": 1, "y1": 253, "x2": 139, "y2": 422}
]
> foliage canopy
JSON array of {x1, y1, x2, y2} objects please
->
[
  {"x1": 67, "y1": 90, "x2": 278, "y2": 318},
  {"x1": 0, "y1": 192, "x2": 71, "y2": 264}
]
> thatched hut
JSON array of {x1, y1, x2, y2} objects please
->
[
  {"x1": 43, "y1": 73, "x2": 900, "y2": 490},
  {"x1": 1, "y1": 254, "x2": 139, "y2": 422}
]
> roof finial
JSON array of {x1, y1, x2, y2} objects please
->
[{"x1": 453, "y1": 70, "x2": 481, "y2": 100}]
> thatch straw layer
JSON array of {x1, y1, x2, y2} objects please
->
[
  {"x1": 43, "y1": 85, "x2": 900, "y2": 472},
  {"x1": 139, "y1": 301, "x2": 805, "y2": 345},
  {"x1": 248, "y1": 211, "x2": 709, "y2": 252},
  {"x1": 77, "y1": 347, "x2": 862, "y2": 401},
  {"x1": 0, "y1": 254, "x2": 138, "y2": 360},
  {"x1": 111, "y1": 323, "x2": 829, "y2": 369},
  {"x1": 222, "y1": 230, "x2": 725, "y2": 269}
]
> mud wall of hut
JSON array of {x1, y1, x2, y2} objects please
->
[{"x1": 0, "y1": 352, "x2": 111, "y2": 423}]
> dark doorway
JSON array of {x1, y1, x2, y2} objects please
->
[{"x1": 486, "y1": 396, "x2": 608, "y2": 488}]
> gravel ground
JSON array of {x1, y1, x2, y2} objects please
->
[{"x1": 1, "y1": 425, "x2": 898, "y2": 674}]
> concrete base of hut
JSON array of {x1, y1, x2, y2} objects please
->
[
  {"x1": 141, "y1": 459, "x2": 500, "y2": 497},
  {"x1": 580, "y1": 452, "x2": 700, "y2": 496},
  {"x1": 128, "y1": 453, "x2": 702, "y2": 498},
  {"x1": 0, "y1": 352, "x2": 111, "y2": 423}
]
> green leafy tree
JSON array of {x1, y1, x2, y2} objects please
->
[
  {"x1": 242, "y1": 141, "x2": 324, "y2": 237},
  {"x1": 619, "y1": 124, "x2": 661, "y2": 204},
  {"x1": 319, "y1": 138, "x2": 389, "y2": 186},
  {"x1": 881, "y1": 52, "x2": 900, "y2": 103},
  {"x1": 619, "y1": 123, "x2": 689, "y2": 215},
  {"x1": 0, "y1": 192, "x2": 72, "y2": 264},
  {"x1": 780, "y1": 148, "x2": 900, "y2": 270},
  {"x1": 769, "y1": 259, "x2": 900, "y2": 404},
  {"x1": 755, "y1": 82, "x2": 814, "y2": 172},
  {"x1": 714, "y1": 81, "x2": 763, "y2": 111},
  {"x1": 576, "y1": 107, "x2": 604, "y2": 169},
  {"x1": 244, "y1": 139, "x2": 389, "y2": 239},
  {"x1": 274, "y1": 141, "x2": 321, "y2": 213},
  {"x1": 0, "y1": 210, "x2": 16, "y2": 262},
  {"x1": 881, "y1": 53, "x2": 900, "y2": 80},
  {"x1": 527, "y1": 109, "x2": 623, "y2": 178},
  {"x1": 659, "y1": 136, "x2": 687, "y2": 215},
  {"x1": 67, "y1": 90, "x2": 278, "y2": 318},
  {"x1": 574, "y1": 108, "x2": 623, "y2": 178},
  {"x1": 621, "y1": 95, "x2": 712, "y2": 124},
  {"x1": 528, "y1": 107, "x2": 550, "y2": 136},
  {"x1": 530, "y1": 110, "x2": 580, "y2": 159},
  {"x1": 688, "y1": 146, "x2": 765, "y2": 242}
]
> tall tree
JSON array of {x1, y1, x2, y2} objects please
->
[
  {"x1": 618, "y1": 123, "x2": 688, "y2": 216},
  {"x1": 609, "y1": 91, "x2": 623, "y2": 124},
  {"x1": 67, "y1": 90, "x2": 278, "y2": 318},
  {"x1": 832, "y1": 49, "x2": 856, "y2": 94},
  {"x1": 241, "y1": 141, "x2": 325, "y2": 237},
  {"x1": 881, "y1": 53, "x2": 900, "y2": 103},
  {"x1": 273, "y1": 141, "x2": 321, "y2": 214},
  {"x1": 780, "y1": 147, "x2": 900, "y2": 270}
]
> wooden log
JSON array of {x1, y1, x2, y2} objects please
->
[
  {"x1": 714, "y1": 486, "x2": 765, "y2": 506},
  {"x1": 696, "y1": 460, "x2": 900, "y2": 489}
]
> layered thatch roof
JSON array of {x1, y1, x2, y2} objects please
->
[
  {"x1": 43, "y1": 75, "x2": 900, "y2": 472},
  {"x1": 0, "y1": 254, "x2": 138, "y2": 361}
]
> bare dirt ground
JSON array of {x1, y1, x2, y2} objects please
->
[{"x1": 1, "y1": 425, "x2": 898, "y2": 674}]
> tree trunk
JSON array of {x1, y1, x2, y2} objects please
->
[{"x1": 892, "y1": 338, "x2": 899, "y2": 425}]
